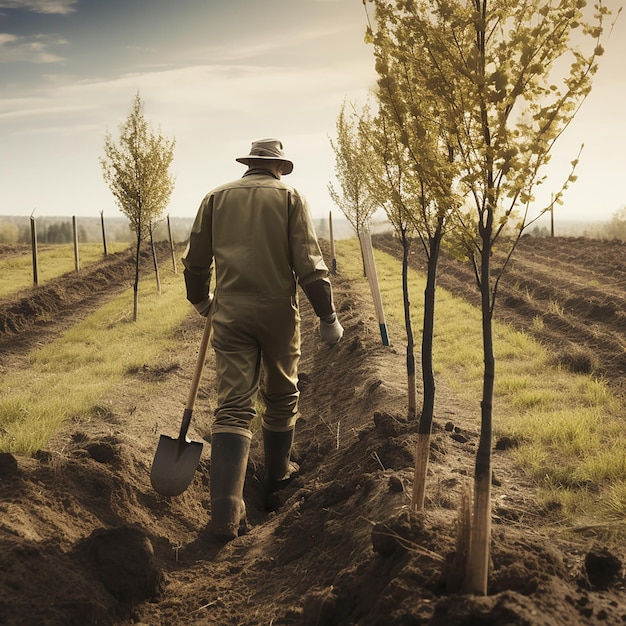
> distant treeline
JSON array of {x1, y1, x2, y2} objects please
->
[
  {"x1": 2, "y1": 213, "x2": 620, "y2": 245},
  {"x1": 0, "y1": 215, "x2": 195, "y2": 245},
  {"x1": 526, "y1": 212, "x2": 626, "y2": 240},
  {"x1": 0, "y1": 214, "x2": 368, "y2": 246}
]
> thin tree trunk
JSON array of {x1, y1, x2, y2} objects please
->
[
  {"x1": 412, "y1": 223, "x2": 442, "y2": 511},
  {"x1": 401, "y1": 232, "x2": 416, "y2": 420},
  {"x1": 465, "y1": 211, "x2": 495, "y2": 595},
  {"x1": 133, "y1": 229, "x2": 141, "y2": 322},
  {"x1": 357, "y1": 226, "x2": 367, "y2": 277}
]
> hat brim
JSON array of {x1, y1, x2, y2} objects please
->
[{"x1": 236, "y1": 156, "x2": 293, "y2": 175}]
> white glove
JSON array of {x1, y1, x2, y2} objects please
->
[
  {"x1": 319, "y1": 313, "x2": 343, "y2": 345},
  {"x1": 193, "y1": 294, "x2": 213, "y2": 317}
]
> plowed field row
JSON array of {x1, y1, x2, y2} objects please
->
[{"x1": 373, "y1": 234, "x2": 626, "y2": 396}]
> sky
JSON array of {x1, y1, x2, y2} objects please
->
[{"x1": 0, "y1": 0, "x2": 624, "y2": 225}]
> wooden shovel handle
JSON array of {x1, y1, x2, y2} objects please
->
[
  {"x1": 178, "y1": 309, "x2": 213, "y2": 441},
  {"x1": 185, "y1": 308, "x2": 213, "y2": 412}
]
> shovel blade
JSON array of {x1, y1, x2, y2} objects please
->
[{"x1": 150, "y1": 434, "x2": 203, "y2": 496}]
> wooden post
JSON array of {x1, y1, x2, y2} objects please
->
[
  {"x1": 72, "y1": 216, "x2": 80, "y2": 272},
  {"x1": 358, "y1": 229, "x2": 390, "y2": 346},
  {"x1": 167, "y1": 214, "x2": 177, "y2": 274},
  {"x1": 100, "y1": 210, "x2": 108, "y2": 256},
  {"x1": 147, "y1": 221, "x2": 162, "y2": 296},
  {"x1": 329, "y1": 211, "x2": 337, "y2": 275},
  {"x1": 550, "y1": 193, "x2": 554, "y2": 238},
  {"x1": 30, "y1": 215, "x2": 38, "y2": 286}
]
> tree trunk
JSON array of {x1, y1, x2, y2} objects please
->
[
  {"x1": 357, "y1": 226, "x2": 367, "y2": 277},
  {"x1": 401, "y1": 233, "x2": 416, "y2": 420},
  {"x1": 465, "y1": 215, "x2": 495, "y2": 595},
  {"x1": 133, "y1": 230, "x2": 141, "y2": 322},
  {"x1": 412, "y1": 223, "x2": 442, "y2": 511}
]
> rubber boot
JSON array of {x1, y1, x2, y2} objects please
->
[
  {"x1": 263, "y1": 428, "x2": 299, "y2": 511},
  {"x1": 210, "y1": 432, "x2": 251, "y2": 541}
]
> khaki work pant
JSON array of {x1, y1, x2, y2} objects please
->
[{"x1": 210, "y1": 295, "x2": 301, "y2": 437}]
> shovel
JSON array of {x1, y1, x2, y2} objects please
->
[{"x1": 150, "y1": 309, "x2": 213, "y2": 496}]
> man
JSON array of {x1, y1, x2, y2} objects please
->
[{"x1": 182, "y1": 138, "x2": 343, "y2": 541}]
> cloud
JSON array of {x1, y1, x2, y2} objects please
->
[
  {"x1": 186, "y1": 22, "x2": 364, "y2": 66},
  {"x1": 0, "y1": 32, "x2": 17, "y2": 45},
  {"x1": 0, "y1": 0, "x2": 77, "y2": 14},
  {"x1": 0, "y1": 33, "x2": 68, "y2": 63}
]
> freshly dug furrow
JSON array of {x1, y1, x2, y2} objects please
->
[{"x1": 0, "y1": 242, "x2": 175, "y2": 356}]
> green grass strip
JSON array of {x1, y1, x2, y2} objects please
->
[
  {"x1": 336, "y1": 238, "x2": 625, "y2": 527},
  {"x1": 0, "y1": 242, "x2": 130, "y2": 298},
  {"x1": 0, "y1": 268, "x2": 190, "y2": 454}
]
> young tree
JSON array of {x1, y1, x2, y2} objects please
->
[
  {"x1": 365, "y1": 0, "x2": 612, "y2": 594},
  {"x1": 359, "y1": 110, "x2": 420, "y2": 418},
  {"x1": 365, "y1": 4, "x2": 461, "y2": 510},
  {"x1": 328, "y1": 100, "x2": 379, "y2": 238},
  {"x1": 100, "y1": 92, "x2": 175, "y2": 320}
]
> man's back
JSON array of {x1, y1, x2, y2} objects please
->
[
  {"x1": 210, "y1": 172, "x2": 297, "y2": 299},
  {"x1": 185, "y1": 170, "x2": 327, "y2": 302}
]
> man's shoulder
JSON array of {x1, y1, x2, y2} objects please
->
[
  {"x1": 207, "y1": 177, "x2": 247, "y2": 194},
  {"x1": 209, "y1": 175, "x2": 303, "y2": 197}
]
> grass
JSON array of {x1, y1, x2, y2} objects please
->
[
  {"x1": 0, "y1": 268, "x2": 189, "y2": 454},
  {"x1": 0, "y1": 242, "x2": 130, "y2": 298},
  {"x1": 3, "y1": 234, "x2": 624, "y2": 531},
  {"x1": 336, "y1": 237, "x2": 625, "y2": 528}
]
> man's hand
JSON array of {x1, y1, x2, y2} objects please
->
[
  {"x1": 193, "y1": 295, "x2": 213, "y2": 317},
  {"x1": 319, "y1": 313, "x2": 343, "y2": 345}
]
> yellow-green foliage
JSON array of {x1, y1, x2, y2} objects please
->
[
  {"x1": 336, "y1": 238, "x2": 624, "y2": 527},
  {"x1": 0, "y1": 269, "x2": 189, "y2": 454},
  {"x1": 0, "y1": 242, "x2": 129, "y2": 297}
]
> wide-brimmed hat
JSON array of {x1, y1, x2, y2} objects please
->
[{"x1": 235, "y1": 138, "x2": 294, "y2": 175}]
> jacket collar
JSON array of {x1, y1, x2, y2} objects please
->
[{"x1": 243, "y1": 167, "x2": 280, "y2": 180}]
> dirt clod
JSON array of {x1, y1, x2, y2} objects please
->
[
  {"x1": 0, "y1": 452, "x2": 18, "y2": 478},
  {"x1": 584, "y1": 545, "x2": 622, "y2": 590},
  {"x1": 73, "y1": 526, "x2": 163, "y2": 613}
]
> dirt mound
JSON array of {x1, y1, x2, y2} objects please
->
[
  {"x1": 0, "y1": 244, "x2": 46, "y2": 259},
  {"x1": 1, "y1": 239, "x2": 625, "y2": 625}
]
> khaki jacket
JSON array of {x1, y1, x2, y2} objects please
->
[{"x1": 182, "y1": 170, "x2": 329, "y2": 306}]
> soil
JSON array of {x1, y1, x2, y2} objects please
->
[
  {"x1": 374, "y1": 233, "x2": 626, "y2": 399},
  {"x1": 0, "y1": 236, "x2": 625, "y2": 626}
]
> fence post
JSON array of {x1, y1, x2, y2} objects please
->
[
  {"x1": 30, "y1": 215, "x2": 38, "y2": 286},
  {"x1": 72, "y1": 216, "x2": 80, "y2": 272},
  {"x1": 167, "y1": 214, "x2": 177, "y2": 274},
  {"x1": 329, "y1": 211, "x2": 336, "y2": 275},
  {"x1": 358, "y1": 229, "x2": 390, "y2": 346},
  {"x1": 100, "y1": 210, "x2": 108, "y2": 256}
]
